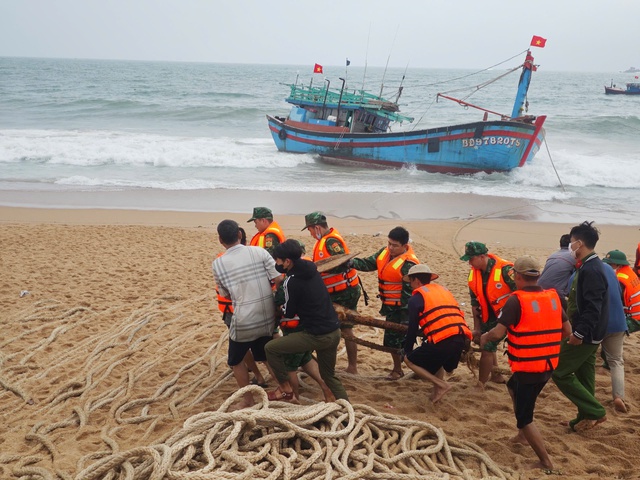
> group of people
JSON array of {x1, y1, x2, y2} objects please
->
[{"x1": 213, "y1": 211, "x2": 640, "y2": 472}]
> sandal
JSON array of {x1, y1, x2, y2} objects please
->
[{"x1": 267, "y1": 388, "x2": 295, "y2": 401}]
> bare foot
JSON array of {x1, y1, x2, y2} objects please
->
[
  {"x1": 345, "y1": 366, "x2": 358, "y2": 375},
  {"x1": 531, "y1": 460, "x2": 555, "y2": 471},
  {"x1": 509, "y1": 433, "x2": 529, "y2": 445},
  {"x1": 431, "y1": 383, "x2": 452, "y2": 403},
  {"x1": 475, "y1": 381, "x2": 486, "y2": 391},
  {"x1": 613, "y1": 397, "x2": 628, "y2": 413},
  {"x1": 573, "y1": 416, "x2": 607, "y2": 432},
  {"x1": 385, "y1": 370, "x2": 404, "y2": 381},
  {"x1": 322, "y1": 392, "x2": 337, "y2": 402},
  {"x1": 490, "y1": 374, "x2": 507, "y2": 384}
]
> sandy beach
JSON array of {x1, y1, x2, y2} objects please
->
[{"x1": 1, "y1": 205, "x2": 639, "y2": 479}]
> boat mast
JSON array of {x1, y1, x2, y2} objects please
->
[{"x1": 510, "y1": 50, "x2": 535, "y2": 119}]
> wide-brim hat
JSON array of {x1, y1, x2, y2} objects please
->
[
  {"x1": 403, "y1": 263, "x2": 439, "y2": 282},
  {"x1": 603, "y1": 249, "x2": 629, "y2": 266}
]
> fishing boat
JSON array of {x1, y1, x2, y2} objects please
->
[
  {"x1": 604, "y1": 81, "x2": 640, "y2": 95},
  {"x1": 266, "y1": 51, "x2": 546, "y2": 175}
]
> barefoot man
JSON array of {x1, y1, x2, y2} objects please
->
[
  {"x1": 482, "y1": 255, "x2": 570, "y2": 472},
  {"x1": 402, "y1": 264, "x2": 472, "y2": 403}
]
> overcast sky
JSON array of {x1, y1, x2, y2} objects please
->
[{"x1": 1, "y1": 1, "x2": 638, "y2": 73}]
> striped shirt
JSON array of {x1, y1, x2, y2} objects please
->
[{"x1": 213, "y1": 244, "x2": 280, "y2": 342}]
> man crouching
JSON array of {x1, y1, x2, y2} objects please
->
[{"x1": 402, "y1": 264, "x2": 472, "y2": 403}]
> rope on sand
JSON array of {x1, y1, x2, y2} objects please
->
[{"x1": 76, "y1": 385, "x2": 518, "y2": 480}]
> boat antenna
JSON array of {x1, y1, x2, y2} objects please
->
[
  {"x1": 379, "y1": 25, "x2": 399, "y2": 99},
  {"x1": 361, "y1": 23, "x2": 371, "y2": 99},
  {"x1": 395, "y1": 61, "x2": 409, "y2": 103},
  {"x1": 345, "y1": 57, "x2": 350, "y2": 86}
]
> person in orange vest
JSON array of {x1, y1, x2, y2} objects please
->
[
  {"x1": 460, "y1": 241, "x2": 515, "y2": 389},
  {"x1": 603, "y1": 249, "x2": 640, "y2": 334},
  {"x1": 353, "y1": 226, "x2": 419, "y2": 380},
  {"x1": 481, "y1": 255, "x2": 571, "y2": 473},
  {"x1": 247, "y1": 207, "x2": 285, "y2": 257},
  {"x1": 401, "y1": 264, "x2": 472, "y2": 403},
  {"x1": 303, "y1": 212, "x2": 362, "y2": 374},
  {"x1": 216, "y1": 227, "x2": 268, "y2": 388}
]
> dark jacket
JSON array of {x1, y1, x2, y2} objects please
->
[
  {"x1": 282, "y1": 259, "x2": 340, "y2": 335},
  {"x1": 573, "y1": 253, "x2": 609, "y2": 344}
]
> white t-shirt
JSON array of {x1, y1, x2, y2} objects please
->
[{"x1": 213, "y1": 244, "x2": 280, "y2": 342}]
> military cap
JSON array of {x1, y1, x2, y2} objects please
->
[
  {"x1": 603, "y1": 249, "x2": 629, "y2": 266},
  {"x1": 247, "y1": 207, "x2": 273, "y2": 222},
  {"x1": 459, "y1": 241, "x2": 489, "y2": 261},
  {"x1": 302, "y1": 211, "x2": 327, "y2": 231}
]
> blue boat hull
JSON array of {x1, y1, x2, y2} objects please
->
[{"x1": 267, "y1": 115, "x2": 546, "y2": 174}]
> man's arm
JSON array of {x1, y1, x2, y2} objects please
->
[
  {"x1": 403, "y1": 294, "x2": 423, "y2": 355},
  {"x1": 352, "y1": 248, "x2": 384, "y2": 272},
  {"x1": 480, "y1": 323, "x2": 507, "y2": 347},
  {"x1": 502, "y1": 265, "x2": 517, "y2": 291}
]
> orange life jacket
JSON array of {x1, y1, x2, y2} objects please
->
[
  {"x1": 312, "y1": 228, "x2": 359, "y2": 294},
  {"x1": 215, "y1": 253, "x2": 233, "y2": 314},
  {"x1": 249, "y1": 220, "x2": 285, "y2": 249},
  {"x1": 414, "y1": 284, "x2": 472, "y2": 343},
  {"x1": 376, "y1": 245, "x2": 420, "y2": 306},
  {"x1": 616, "y1": 265, "x2": 640, "y2": 321},
  {"x1": 506, "y1": 289, "x2": 563, "y2": 373},
  {"x1": 468, "y1": 254, "x2": 514, "y2": 322}
]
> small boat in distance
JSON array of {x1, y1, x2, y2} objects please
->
[
  {"x1": 267, "y1": 50, "x2": 546, "y2": 175},
  {"x1": 604, "y1": 81, "x2": 640, "y2": 95}
]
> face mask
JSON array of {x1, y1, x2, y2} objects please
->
[
  {"x1": 315, "y1": 232, "x2": 322, "y2": 240},
  {"x1": 275, "y1": 263, "x2": 287, "y2": 274},
  {"x1": 569, "y1": 241, "x2": 579, "y2": 259}
]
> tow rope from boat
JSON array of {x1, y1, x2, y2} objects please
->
[{"x1": 543, "y1": 138, "x2": 566, "y2": 192}]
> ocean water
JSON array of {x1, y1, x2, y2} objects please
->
[{"x1": 1, "y1": 56, "x2": 639, "y2": 224}]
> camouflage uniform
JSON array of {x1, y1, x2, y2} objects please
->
[
  {"x1": 352, "y1": 248, "x2": 416, "y2": 349},
  {"x1": 247, "y1": 207, "x2": 284, "y2": 257},
  {"x1": 461, "y1": 241, "x2": 515, "y2": 352}
]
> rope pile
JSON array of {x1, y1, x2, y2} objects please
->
[
  {"x1": 1, "y1": 300, "x2": 517, "y2": 480},
  {"x1": 76, "y1": 385, "x2": 517, "y2": 480}
]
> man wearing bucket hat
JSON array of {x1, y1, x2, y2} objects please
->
[
  {"x1": 603, "y1": 249, "x2": 640, "y2": 333},
  {"x1": 401, "y1": 264, "x2": 472, "y2": 403},
  {"x1": 481, "y1": 255, "x2": 570, "y2": 471},
  {"x1": 303, "y1": 211, "x2": 362, "y2": 374},
  {"x1": 460, "y1": 241, "x2": 515, "y2": 389},
  {"x1": 247, "y1": 207, "x2": 285, "y2": 257}
]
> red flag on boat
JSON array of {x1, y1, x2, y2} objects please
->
[
  {"x1": 313, "y1": 63, "x2": 323, "y2": 74},
  {"x1": 530, "y1": 35, "x2": 547, "y2": 48}
]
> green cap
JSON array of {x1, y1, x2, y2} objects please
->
[
  {"x1": 301, "y1": 211, "x2": 327, "y2": 231},
  {"x1": 603, "y1": 249, "x2": 629, "y2": 266},
  {"x1": 460, "y1": 241, "x2": 488, "y2": 261},
  {"x1": 247, "y1": 207, "x2": 273, "y2": 222}
]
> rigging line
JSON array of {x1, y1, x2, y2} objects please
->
[
  {"x1": 379, "y1": 25, "x2": 400, "y2": 99},
  {"x1": 440, "y1": 65, "x2": 522, "y2": 97},
  {"x1": 543, "y1": 138, "x2": 566, "y2": 193},
  {"x1": 409, "y1": 95, "x2": 438, "y2": 130},
  {"x1": 361, "y1": 23, "x2": 371, "y2": 98},
  {"x1": 412, "y1": 49, "x2": 529, "y2": 88}
]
